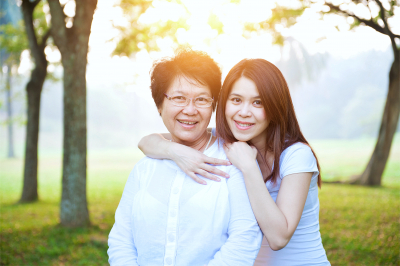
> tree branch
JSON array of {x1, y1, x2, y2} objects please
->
[
  {"x1": 39, "y1": 28, "x2": 51, "y2": 51},
  {"x1": 325, "y1": 3, "x2": 400, "y2": 39},
  {"x1": 73, "y1": 0, "x2": 98, "y2": 37},
  {"x1": 21, "y1": 0, "x2": 42, "y2": 65},
  {"x1": 48, "y1": 0, "x2": 69, "y2": 56},
  {"x1": 31, "y1": 0, "x2": 41, "y2": 9},
  {"x1": 375, "y1": 0, "x2": 398, "y2": 55}
]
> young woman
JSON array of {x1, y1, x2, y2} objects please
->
[{"x1": 139, "y1": 58, "x2": 330, "y2": 265}]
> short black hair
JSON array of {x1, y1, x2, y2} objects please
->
[{"x1": 150, "y1": 47, "x2": 222, "y2": 110}]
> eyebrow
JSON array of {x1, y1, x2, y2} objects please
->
[
  {"x1": 171, "y1": 90, "x2": 211, "y2": 97},
  {"x1": 229, "y1": 93, "x2": 261, "y2": 99}
]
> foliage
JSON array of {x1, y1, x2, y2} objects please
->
[
  {"x1": 113, "y1": 0, "x2": 190, "y2": 56},
  {"x1": 0, "y1": 20, "x2": 28, "y2": 64},
  {"x1": 243, "y1": 5, "x2": 306, "y2": 46},
  {"x1": 0, "y1": 137, "x2": 399, "y2": 265}
]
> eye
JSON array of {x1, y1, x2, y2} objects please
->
[
  {"x1": 231, "y1": 97, "x2": 241, "y2": 104},
  {"x1": 253, "y1": 100, "x2": 263, "y2": 107},
  {"x1": 172, "y1": 96, "x2": 187, "y2": 102},
  {"x1": 196, "y1": 97, "x2": 206, "y2": 102}
]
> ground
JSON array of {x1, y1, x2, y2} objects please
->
[{"x1": 0, "y1": 136, "x2": 399, "y2": 265}]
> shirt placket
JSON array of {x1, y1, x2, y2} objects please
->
[{"x1": 163, "y1": 171, "x2": 185, "y2": 266}]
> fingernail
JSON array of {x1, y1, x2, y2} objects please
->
[
  {"x1": 225, "y1": 174, "x2": 230, "y2": 178},
  {"x1": 216, "y1": 178, "x2": 221, "y2": 182},
  {"x1": 202, "y1": 181, "x2": 207, "y2": 185}
]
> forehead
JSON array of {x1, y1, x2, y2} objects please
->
[
  {"x1": 230, "y1": 76, "x2": 259, "y2": 97},
  {"x1": 166, "y1": 76, "x2": 211, "y2": 96}
]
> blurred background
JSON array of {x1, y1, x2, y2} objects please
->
[{"x1": 0, "y1": 0, "x2": 399, "y2": 265}]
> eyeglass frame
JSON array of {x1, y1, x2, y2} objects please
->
[{"x1": 164, "y1": 93, "x2": 214, "y2": 108}]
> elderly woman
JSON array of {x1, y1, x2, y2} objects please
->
[{"x1": 107, "y1": 49, "x2": 262, "y2": 266}]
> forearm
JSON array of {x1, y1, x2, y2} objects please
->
[
  {"x1": 241, "y1": 164, "x2": 293, "y2": 250},
  {"x1": 138, "y1": 133, "x2": 175, "y2": 160},
  {"x1": 208, "y1": 169, "x2": 262, "y2": 265}
]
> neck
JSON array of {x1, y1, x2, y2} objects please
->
[
  {"x1": 250, "y1": 132, "x2": 267, "y2": 156},
  {"x1": 172, "y1": 131, "x2": 211, "y2": 152}
]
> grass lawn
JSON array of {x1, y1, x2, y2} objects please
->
[{"x1": 0, "y1": 136, "x2": 399, "y2": 265}]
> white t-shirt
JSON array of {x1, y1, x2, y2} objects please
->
[
  {"x1": 211, "y1": 128, "x2": 330, "y2": 265},
  {"x1": 254, "y1": 142, "x2": 330, "y2": 266},
  {"x1": 108, "y1": 139, "x2": 263, "y2": 266}
]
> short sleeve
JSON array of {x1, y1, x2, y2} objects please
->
[{"x1": 279, "y1": 143, "x2": 319, "y2": 179}]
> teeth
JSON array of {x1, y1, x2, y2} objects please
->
[
  {"x1": 237, "y1": 122, "x2": 253, "y2": 127},
  {"x1": 179, "y1": 120, "x2": 197, "y2": 125}
]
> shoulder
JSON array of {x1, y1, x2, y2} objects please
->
[
  {"x1": 129, "y1": 156, "x2": 159, "y2": 177},
  {"x1": 279, "y1": 142, "x2": 318, "y2": 178},
  {"x1": 281, "y1": 142, "x2": 315, "y2": 163}
]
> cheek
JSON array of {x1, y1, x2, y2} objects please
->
[
  {"x1": 225, "y1": 102, "x2": 236, "y2": 118},
  {"x1": 200, "y1": 109, "x2": 213, "y2": 122},
  {"x1": 255, "y1": 109, "x2": 268, "y2": 125}
]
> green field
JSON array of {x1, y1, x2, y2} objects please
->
[{"x1": 1, "y1": 136, "x2": 399, "y2": 265}]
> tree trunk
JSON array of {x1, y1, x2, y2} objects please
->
[
  {"x1": 19, "y1": 65, "x2": 47, "y2": 202},
  {"x1": 19, "y1": 0, "x2": 50, "y2": 203},
  {"x1": 6, "y1": 64, "x2": 14, "y2": 158},
  {"x1": 352, "y1": 49, "x2": 400, "y2": 186},
  {"x1": 60, "y1": 54, "x2": 89, "y2": 227},
  {"x1": 48, "y1": 0, "x2": 97, "y2": 227}
]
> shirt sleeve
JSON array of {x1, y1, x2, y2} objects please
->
[
  {"x1": 280, "y1": 143, "x2": 319, "y2": 179},
  {"x1": 208, "y1": 166, "x2": 263, "y2": 266},
  {"x1": 108, "y1": 167, "x2": 140, "y2": 266}
]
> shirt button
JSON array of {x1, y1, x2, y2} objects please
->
[
  {"x1": 173, "y1": 187, "x2": 179, "y2": 194},
  {"x1": 170, "y1": 210, "x2": 177, "y2": 217},
  {"x1": 165, "y1": 257, "x2": 172, "y2": 265},
  {"x1": 168, "y1": 233, "x2": 175, "y2": 242}
]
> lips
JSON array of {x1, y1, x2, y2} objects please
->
[
  {"x1": 177, "y1": 119, "x2": 198, "y2": 128},
  {"x1": 234, "y1": 120, "x2": 255, "y2": 130}
]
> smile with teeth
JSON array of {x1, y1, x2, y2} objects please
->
[
  {"x1": 235, "y1": 121, "x2": 254, "y2": 127},
  {"x1": 178, "y1": 119, "x2": 198, "y2": 125}
]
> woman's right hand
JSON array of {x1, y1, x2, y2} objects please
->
[{"x1": 169, "y1": 142, "x2": 231, "y2": 185}]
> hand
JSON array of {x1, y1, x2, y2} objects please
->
[
  {"x1": 169, "y1": 143, "x2": 231, "y2": 185},
  {"x1": 223, "y1": 142, "x2": 258, "y2": 171}
]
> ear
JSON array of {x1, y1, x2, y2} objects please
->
[{"x1": 158, "y1": 105, "x2": 163, "y2": 117}]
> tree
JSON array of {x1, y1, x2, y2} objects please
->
[
  {"x1": 113, "y1": 0, "x2": 189, "y2": 57},
  {"x1": 19, "y1": 0, "x2": 51, "y2": 203},
  {"x1": 244, "y1": 0, "x2": 399, "y2": 186},
  {"x1": 0, "y1": 0, "x2": 26, "y2": 159},
  {"x1": 47, "y1": 0, "x2": 97, "y2": 227},
  {"x1": 323, "y1": 1, "x2": 399, "y2": 186}
]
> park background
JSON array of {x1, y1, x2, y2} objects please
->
[{"x1": 0, "y1": 0, "x2": 399, "y2": 265}]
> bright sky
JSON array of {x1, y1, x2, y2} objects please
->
[{"x1": 19, "y1": 0, "x2": 393, "y2": 103}]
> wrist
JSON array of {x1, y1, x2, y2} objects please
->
[
  {"x1": 238, "y1": 159, "x2": 259, "y2": 173},
  {"x1": 166, "y1": 141, "x2": 180, "y2": 161}
]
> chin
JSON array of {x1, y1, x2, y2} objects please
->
[{"x1": 231, "y1": 131, "x2": 253, "y2": 142}]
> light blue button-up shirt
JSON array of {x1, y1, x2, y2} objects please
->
[{"x1": 108, "y1": 140, "x2": 262, "y2": 266}]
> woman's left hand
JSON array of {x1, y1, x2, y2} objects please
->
[{"x1": 223, "y1": 142, "x2": 258, "y2": 171}]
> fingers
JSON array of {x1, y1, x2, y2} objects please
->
[
  {"x1": 197, "y1": 169, "x2": 221, "y2": 182},
  {"x1": 188, "y1": 172, "x2": 207, "y2": 185},
  {"x1": 202, "y1": 164, "x2": 230, "y2": 178},
  {"x1": 204, "y1": 156, "x2": 231, "y2": 166}
]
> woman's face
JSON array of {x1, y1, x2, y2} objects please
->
[
  {"x1": 225, "y1": 76, "x2": 269, "y2": 144},
  {"x1": 159, "y1": 76, "x2": 213, "y2": 146}
]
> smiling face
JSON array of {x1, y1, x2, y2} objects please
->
[
  {"x1": 225, "y1": 76, "x2": 269, "y2": 146},
  {"x1": 158, "y1": 76, "x2": 213, "y2": 147}
]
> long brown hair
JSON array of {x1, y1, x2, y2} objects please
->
[{"x1": 216, "y1": 59, "x2": 322, "y2": 187}]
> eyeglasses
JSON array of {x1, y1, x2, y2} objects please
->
[{"x1": 164, "y1": 93, "x2": 214, "y2": 108}]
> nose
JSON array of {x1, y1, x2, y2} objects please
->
[
  {"x1": 182, "y1": 99, "x2": 198, "y2": 116},
  {"x1": 238, "y1": 102, "x2": 251, "y2": 118}
]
